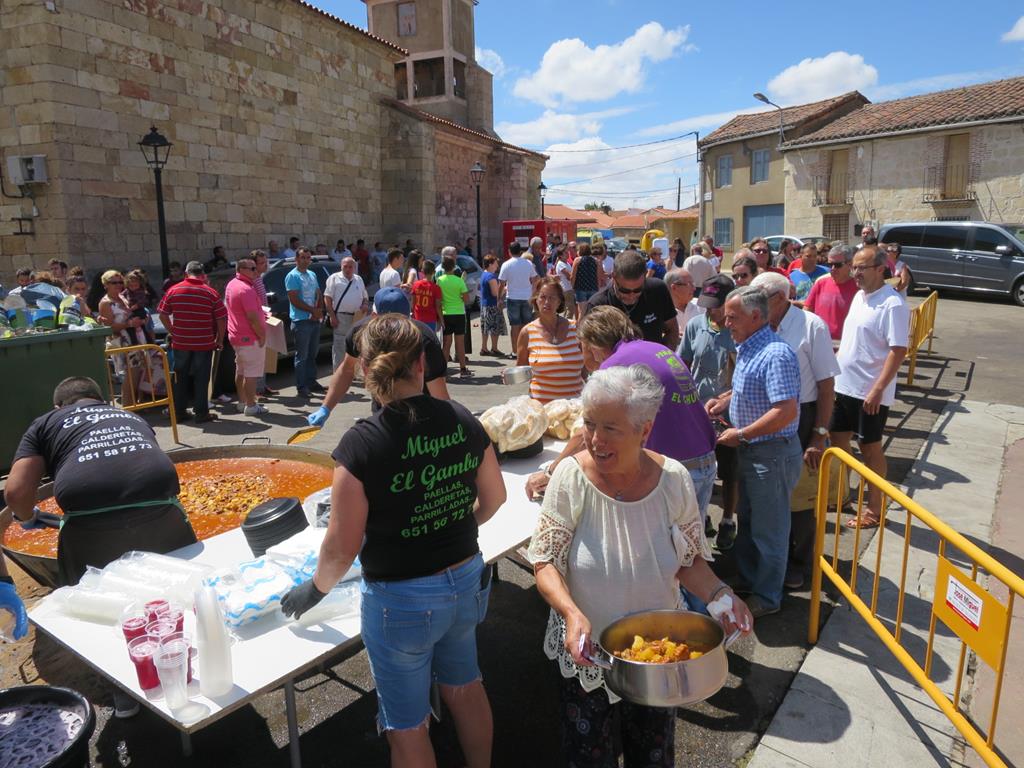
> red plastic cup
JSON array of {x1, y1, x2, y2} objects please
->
[
  {"x1": 145, "y1": 599, "x2": 170, "y2": 623},
  {"x1": 146, "y1": 619, "x2": 177, "y2": 641},
  {"x1": 127, "y1": 635, "x2": 161, "y2": 691},
  {"x1": 162, "y1": 631, "x2": 194, "y2": 684},
  {"x1": 121, "y1": 615, "x2": 149, "y2": 644}
]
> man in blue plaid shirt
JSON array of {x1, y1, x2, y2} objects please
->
[{"x1": 706, "y1": 286, "x2": 802, "y2": 617}]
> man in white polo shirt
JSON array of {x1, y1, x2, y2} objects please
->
[
  {"x1": 830, "y1": 245, "x2": 909, "y2": 530},
  {"x1": 322, "y1": 256, "x2": 368, "y2": 371},
  {"x1": 498, "y1": 241, "x2": 538, "y2": 351}
]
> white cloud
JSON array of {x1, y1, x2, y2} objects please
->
[
  {"x1": 634, "y1": 105, "x2": 772, "y2": 138},
  {"x1": 475, "y1": 47, "x2": 507, "y2": 78},
  {"x1": 1002, "y1": 16, "x2": 1024, "y2": 42},
  {"x1": 541, "y1": 136, "x2": 700, "y2": 211},
  {"x1": 767, "y1": 51, "x2": 878, "y2": 105},
  {"x1": 496, "y1": 105, "x2": 640, "y2": 147},
  {"x1": 512, "y1": 22, "x2": 689, "y2": 108}
]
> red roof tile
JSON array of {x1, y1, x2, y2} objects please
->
[
  {"x1": 787, "y1": 76, "x2": 1024, "y2": 146},
  {"x1": 699, "y1": 92, "x2": 867, "y2": 148}
]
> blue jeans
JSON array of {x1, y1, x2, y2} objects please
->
[
  {"x1": 680, "y1": 452, "x2": 718, "y2": 615},
  {"x1": 734, "y1": 436, "x2": 803, "y2": 609},
  {"x1": 291, "y1": 319, "x2": 320, "y2": 391},
  {"x1": 360, "y1": 553, "x2": 490, "y2": 731}
]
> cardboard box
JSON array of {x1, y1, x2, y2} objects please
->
[{"x1": 264, "y1": 316, "x2": 287, "y2": 374}]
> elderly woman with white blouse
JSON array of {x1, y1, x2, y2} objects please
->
[{"x1": 528, "y1": 364, "x2": 753, "y2": 767}]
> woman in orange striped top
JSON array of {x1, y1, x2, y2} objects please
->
[{"x1": 516, "y1": 276, "x2": 585, "y2": 404}]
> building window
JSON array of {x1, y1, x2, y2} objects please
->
[
  {"x1": 751, "y1": 149, "x2": 770, "y2": 184},
  {"x1": 413, "y1": 58, "x2": 446, "y2": 98},
  {"x1": 713, "y1": 218, "x2": 733, "y2": 247},
  {"x1": 395, "y1": 62, "x2": 407, "y2": 100},
  {"x1": 453, "y1": 58, "x2": 466, "y2": 99},
  {"x1": 716, "y1": 155, "x2": 732, "y2": 188},
  {"x1": 822, "y1": 213, "x2": 849, "y2": 242}
]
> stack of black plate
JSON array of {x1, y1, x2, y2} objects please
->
[{"x1": 241, "y1": 497, "x2": 308, "y2": 557}]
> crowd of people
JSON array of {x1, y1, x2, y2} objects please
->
[{"x1": 1, "y1": 224, "x2": 913, "y2": 766}]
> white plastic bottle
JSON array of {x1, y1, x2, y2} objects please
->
[{"x1": 195, "y1": 586, "x2": 233, "y2": 697}]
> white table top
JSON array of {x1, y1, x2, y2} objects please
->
[{"x1": 28, "y1": 441, "x2": 560, "y2": 734}]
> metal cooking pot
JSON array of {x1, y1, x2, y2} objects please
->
[
  {"x1": 1, "y1": 445, "x2": 334, "y2": 588},
  {"x1": 583, "y1": 609, "x2": 740, "y2": 708},
  {"x1": 500, "y1": 366, "x2": 533, "y2": 385}
]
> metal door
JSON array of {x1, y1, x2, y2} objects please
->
[
  {"x1": 917, "y1": 225, "x2": 968, "y2": 288},
  {"x1": 964, "y1": 226, "x2": 1024, "y2": 292}
]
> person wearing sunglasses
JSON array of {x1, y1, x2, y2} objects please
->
[
  {"x1": 730, "y1": 250, "x2": 758, "y2": 286},
  {"x1": 585, "y1": 249, "x2": 679, "y2": 349},
  {"x1": 884, "y1": 242, "x2": 910, "y2": 299},
  {"x1": 224, "y1": 258, "x2": 268, "y2": 417},
  {"x1": 830, "y1": 246, "x2": 909, "y2": 530},
  {"x1": 749, "y1": 238, "x2": 786, "y2": 275},
  {"x1": 803, "y1": 245, "x2": 859, "y2": 342}
]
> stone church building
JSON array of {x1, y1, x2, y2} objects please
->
[{"x1": 0, "y1": 0, "x2": 546, "y2": 277}]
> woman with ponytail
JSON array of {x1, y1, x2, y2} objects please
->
[{"x1": 282, "y1": 313, "x2": 506, "y2": 768}]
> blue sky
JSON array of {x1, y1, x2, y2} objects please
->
[{"x1": 324, "y1": 1, "x2": 1024, "y2": 210}]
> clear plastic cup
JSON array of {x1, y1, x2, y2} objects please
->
[
  {"x1": 164, "y1": 605, "x2": 185, "y2": 633},
  {"x1": 146, "y1": 619, "x2": 177, "y2": 642},
  {"x1": 154, "y1": 638, "x2": 190, "y2": 712},
  {"x1": 127, "y1": 635, "x2": 161, "y2": 691},
  {"x1": 162, "y1": 631, "x2": 194, "y2": 684},
  {"x1": 121, "y1": 614, "x2": 149, "y2": 644},
  {"x1": 145, "y1": 599, "x2": 170, "y2": 624}
]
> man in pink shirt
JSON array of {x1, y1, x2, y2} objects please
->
[
  {"x1": 224, "y1": 258, "x2": 268, "y2": 416},
  {"x1": 804, "y1": 244, "x2": 859, "y2": 342}
]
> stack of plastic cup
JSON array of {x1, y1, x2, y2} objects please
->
[{"x1": 154, "y1": 637, "x2": 190, "y2": 712}]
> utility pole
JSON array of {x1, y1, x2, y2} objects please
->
[{"x1": 676, "y1": 178, "x2": 681, "y2": 211}]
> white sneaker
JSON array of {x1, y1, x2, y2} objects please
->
[{"x1": 244, "y1": 404, "x2": 269, "y2": 416}]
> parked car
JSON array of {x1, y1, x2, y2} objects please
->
[
  {"x1": 878, "y1": 221, "x2": 1024, "y2": 306},
  {"x1": 762, "y1": 235, "x2": 819, "y2": 259},
  {"x1": 423, "y1": 252, "x2": 481, "y2": 310}
]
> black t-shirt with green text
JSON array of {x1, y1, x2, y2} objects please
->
[{"x1": 332, "y1": 395, "x2": 489, "y2": 580}]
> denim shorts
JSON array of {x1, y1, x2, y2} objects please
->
[
  {"x1": 360, "y1": 553, "x2": 490, "y2": 731},
  {"x1": 574, "y1": 289, "x2": 596, "y2": 303},
  {"x1": 505, "y1": 298, "x2": 534, "y2": 326}
]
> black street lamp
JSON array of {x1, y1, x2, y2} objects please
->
[
  {"x1": 538, "y1": 181, "x2": 547, "y2": 219},
  {"x1": 470, "y1": 161, "x2": 485, "y2": 261},
  {"x1": 139, "y1": 126, "x2": 173, "y2": 281}
]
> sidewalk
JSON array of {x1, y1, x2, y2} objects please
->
[{"x1": 748, "y1": 397, "x2": 1024, "y2": 768}]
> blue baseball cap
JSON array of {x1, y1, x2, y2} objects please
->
[{"x1": 373, "y1": 287, "x2": 410, "y2": 316}]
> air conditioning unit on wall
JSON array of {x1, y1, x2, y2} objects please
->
[{"x1": 6, "y1": 155, "x2": 48, "y2": 186}]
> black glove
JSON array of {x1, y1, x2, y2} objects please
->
[{"x1": 280, "y1": 579, "x2": 328, "y2": 620}]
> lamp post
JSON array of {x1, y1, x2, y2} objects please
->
[
  {"x1": 753, "y1": 92, "x2": 785, "y2": 148},
  {"x1": 139, "y1": 126, "x2": 173, "y2": 281},
  {"x1": 538, "y1": 181, "x2": 547, "y2": 219},
  {"x1": 470, "y1": 161, "x2": 485, "y2": 261}
]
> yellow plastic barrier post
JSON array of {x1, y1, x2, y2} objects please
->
[
  {"x1": 809, "y1": 447, "x2": 1022, "y2": 767},
  {"x1": 104, "y1": 343, "x2": 179, "y2": 444}
]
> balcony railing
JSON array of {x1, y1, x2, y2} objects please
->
[
  {"x1": 812, "y1": 172, "x2": 854, "y2": 206},
  {"x1": 923, "y1": 164, "x2": 977, "y2": 202}
]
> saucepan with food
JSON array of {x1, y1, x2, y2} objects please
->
[{"x1": 581, "y1": 609, "x2": 740, "y2": 707}]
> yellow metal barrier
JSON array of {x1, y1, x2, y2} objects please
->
[
  {"x1": 905, "y1": 290, "x2": 938, "y2": 386},
  {"x1": 809, "y1": 447, "x2": 1022, "y2": 767},
  {"x1": 104, "y1": 343, "x2": 180, "y2": 444}
]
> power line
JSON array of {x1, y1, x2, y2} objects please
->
[
  {"x1": 552, "y1": 151, "x2": 698, "y2": 185},
  {"x1": 542, "y1": 132, "x2": 699, "y2": 153},
  {"x1": 544, "y1": 138, "x2": 699, "y2": 172},
  {"x1": 547, "y1": 185, "x2": 691, "y2": 198}
]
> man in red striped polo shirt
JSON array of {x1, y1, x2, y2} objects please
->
[{"x1": 158, "y1": 260, "x2": 227, "y2": 424}]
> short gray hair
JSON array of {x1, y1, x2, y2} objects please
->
[
  {"x1": 733, "y1": 247, "x2": 754, "y2": 261},
  {"x1": 828, "y1": 244, "x2": 854, "y2": 263},
  {"x1": 582, "y1": 364, "x2": 664, "y2": 430},
  {"x1": 441, "y1": 245, "x2": 458, "y2": 259},
  {"x1": 750, "y1": 271, "x2": 791, "y2": 298},
  {"x1": 664, "y1": 268, "x2": 693, "y2": 287},
  {"x1": 727, "y1": 285, "x2": 768, "y2": 319},
  {"x1": 530, "y1": 236, "x2": 543, "y2": 248}
]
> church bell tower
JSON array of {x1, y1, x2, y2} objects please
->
[{"x1": 363, "y1": 0, "x2": 495, "y2": 136}]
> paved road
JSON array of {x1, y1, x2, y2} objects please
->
[{"x1": 1, "y1": 290, "x2": 1012, "y2": 766}]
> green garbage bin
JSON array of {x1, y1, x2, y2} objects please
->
[{"x1": 0, "y1": 327, "x2": 112, "y2": 475}]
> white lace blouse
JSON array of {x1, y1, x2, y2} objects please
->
[{"x1": 527, "y1": 455, "x2": 713, "y2": 702}]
